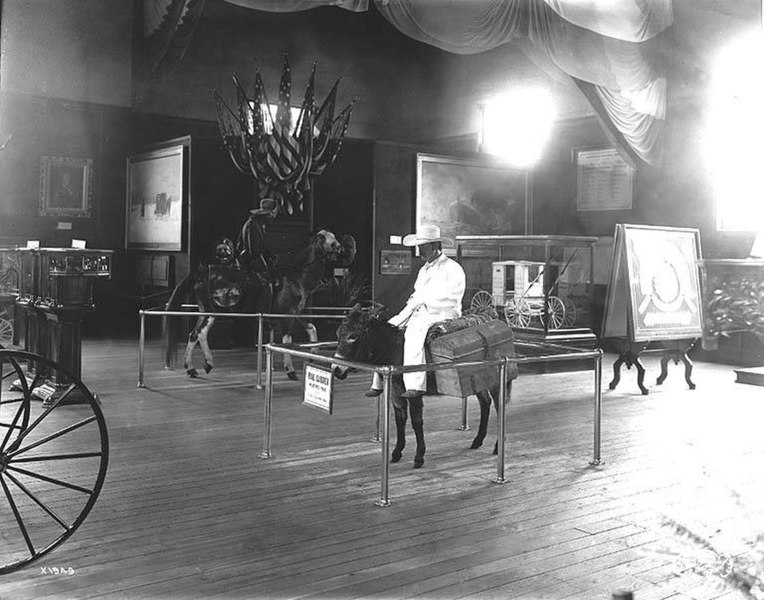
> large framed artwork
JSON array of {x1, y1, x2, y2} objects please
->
[
  {"x1": 39, "y1": 156, "x2": 94, "y2": 218},
  {"x1": 416, "y1": 153, "x2": 530, "y2": 242},
  {"x1": 125, "y1": 144, "x2": 185, "y2": 251},
  {"x1": 573, "y1": 146, "x2": 634, "y2": 211},
  {"x1": 601, "y1": 224, "x2": 703, "y2": 341}
]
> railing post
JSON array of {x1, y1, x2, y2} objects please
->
[
  {"x1": 494, "y1": 357, "x2": 508, "y2": 484},
  {"x1": 591, "y1": 349, "x2": 603, "y2": 466},
  {"x1": 138, "y1": 310, "x2": 146, "y2": 388},
  {"x1": 256, "y1": 313, "x2": 264, "y2": 390},
  {"x1": 259, "y1": 346, "x2": 274, "y2": 459},
  {"x1": 375, "y1": 367, "x2": 392, "y2": 507},
  {"x1": 372, "y1": 392, "x2": 381, "y2": 443}
]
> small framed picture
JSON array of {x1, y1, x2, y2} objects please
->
[{"x1": 39, "y1": 156, "x2": 94, "y2": 218}]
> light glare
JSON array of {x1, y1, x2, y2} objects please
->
[{"x1": 481, "y1": 89, "x2": 556, "y2": 167}]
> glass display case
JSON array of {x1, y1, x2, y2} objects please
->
[
  {"x1": 698, "y1": 258, "x2": 764, "y2": 357},
  {"x1": 1, "y1": 247, "x2": 114, "y2": 397},
  {"x1": 36, "y1": 248, "x2": 112, "y2": 309},
  {"x1": 456, "y1": 235, "x2": 598, "y2": 344}
]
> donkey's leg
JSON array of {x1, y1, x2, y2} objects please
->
[
  {"x1": 281, "y1": 331, "x2": 299, "y2": 380},
  {"x1": 183, "y1": 316, "x2": 206, "y2": 377},
  {"x1": 487, "y1": 381, "x2": 513, "y2": 455},
  {"x1": 391, "y1": 396, "x2": 408, "y2": 463},
  {"x1": 409, "y1": 395, "x2": 426, "y2": 469},
  {"x1": 196, "y1": 316, "x2": 216, "y2": 374},
  {"x1": 470, "y1": 391, "x2": 492, "y2": 450},
  {"x1": 305, "y1": 321, "x2": 318, "y2": 352}
]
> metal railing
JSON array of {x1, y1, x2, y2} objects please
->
[
  {"x1": 262, "y1": 342, "x2": 603, "y2": 507},
  {"x1": 136, "y1": 306, "x2": 350, "y2": 388}
]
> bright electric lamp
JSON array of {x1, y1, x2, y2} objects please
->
[
  {"x1": 706, "y1": 29, "x2": 764, "y2": 233},
  {"x1": 480, "y1": 89, "x2": 556, "y2": 167}
]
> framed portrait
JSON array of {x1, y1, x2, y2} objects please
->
[
  {"x1": 574, "y1": 146, "x2": 634, "y2": 211},
  {"x1": 416, "y1": 154, "x2": 530, "y2": 242},
  {"x1": 125, "y1": 144, "x2": 185, "y2": 251},
  {"x1": 39, "y1": 156, "x2": 93, "y2": 218}
]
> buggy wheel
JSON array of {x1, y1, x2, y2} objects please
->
[
  {"x1": 505, "y1": 298, "x2": 531, "y2": 328},
  {"x1": 561, "y1": 297, "x2": 577, "y2": 327},
  {"x1": 470, "y1": 290, "x2": 494, "y2": 311},
  {"x1": 0, "y1": 349, "x2": 108, "y2": 574},
  {"x1": 546, "y1": 296, "x2": 566, "y2": 329}
]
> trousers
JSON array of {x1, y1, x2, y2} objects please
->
[{"x1": 371, "y1": 307, "x2": 455, "y2": 392}]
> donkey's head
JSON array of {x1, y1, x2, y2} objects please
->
[
  {"x1": 332, "y1": 302, "x2": 386, "y2": 379},
  {"x1": 314, "y1": 229, "x2": 343, "y2": 258}
]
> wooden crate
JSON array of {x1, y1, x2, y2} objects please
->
[{"x1": 428, "y1": 319, "x2": 518, "y2": 397}]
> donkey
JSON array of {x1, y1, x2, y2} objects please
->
[{"x1": 332, "y1": 304, "x2": 516, "y2": 468}]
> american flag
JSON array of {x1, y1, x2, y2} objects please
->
[{"x1": 266, "y1": 54, "x2": 302, "y2": 183}]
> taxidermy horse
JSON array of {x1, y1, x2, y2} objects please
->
[
  {"x1": 163, "y1": 229, "x2": 356, "y2": 379},
  {"x1": 332, "y1": 304, "x2": 515, "y2": 469}
]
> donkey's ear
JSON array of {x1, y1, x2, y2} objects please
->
[{"x1": 366, "y1": 301, "x2": 387, "y2": 320}]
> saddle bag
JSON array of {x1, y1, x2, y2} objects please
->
[{"x1": 427, "y1": 319, "x2": 519, "y2": 398}]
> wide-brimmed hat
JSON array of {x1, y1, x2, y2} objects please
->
[
  {"x1": 250, "y1": 198, "x2": 279, "y2": 218},
  {"x1": 402, "y1": 224, "x2": 454, "y2": 247}
]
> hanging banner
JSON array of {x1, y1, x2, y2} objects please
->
[{"x1": 601, "y1": 224, "x2": 703, "y2": 341}]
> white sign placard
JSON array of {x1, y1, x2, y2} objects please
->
[
  {"x1": 303, "y1": 363, "x2": 334, "y2": 414},
  {"x1": 575, "y1": 147, "x2": 634, "y2": 211}
]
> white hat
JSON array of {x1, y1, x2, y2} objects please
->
[{"x1": 402, "y1": 224, "x2": 454, "y2": 247}]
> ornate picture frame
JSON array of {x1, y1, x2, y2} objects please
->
[
  {"x1": 39, "y1": 156, "x2": 94, "y2": 218},
  {"x1": 416, "y1": 153, "x2": 530, "y2": 243},
  {"x1": 125, "y1": 144, "x2": 185, "y2": 251}
]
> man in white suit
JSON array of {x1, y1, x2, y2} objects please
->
[{"x1": 367, "y1": 224, "x2": 466, "y2": 399}]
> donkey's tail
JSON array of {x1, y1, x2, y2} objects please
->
[{"x1": 163, "y1": 274, "x2": 194, "y2": 368}]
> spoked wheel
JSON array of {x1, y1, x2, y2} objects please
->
[
  {"x1": 470, "y1": 290, "x2": 494, "y2": 312},
  {"x1": 505, "y1": 298, "x2": 531, "y2": 328},
  {"x1": 0, "y1": 349, "x2": 108, "y2": 574},
  {"x1": 561, "y1": 296, "x2": 578, "y2": 327},
  {"x1": 546, "y1": 296, "x2": 566, "y2": 329},
  {"x1": 0, "y1": 307, "x2": 13, "y2": 348}
]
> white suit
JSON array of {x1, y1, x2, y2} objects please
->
[{"x1": 387, "y1": 252, "x2": 466, "y2": 391}]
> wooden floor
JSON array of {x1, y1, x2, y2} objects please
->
[{"x1": 2, "y1": 337, "x2": 764, "y2": 600}]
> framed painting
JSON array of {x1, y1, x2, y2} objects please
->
[
  {"x1": 416, "y1": 153, "x2": 530, "y2": 243},
  {"x1": 39, "y1": 156, "x2": 94, "y2": 218},
  {"x1": 601, "y1": 224, "x2": 703, "y2": 341},
  {"x1": 125, "y1": 144, "x2": 185, "y2": 251},
  {"x1": 573, "y1": 146, "x2": 634, "y2": 211}
]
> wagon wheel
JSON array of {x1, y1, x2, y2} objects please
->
[
  {"x1": 0, "y1": 349, "x2": 109, "y2": 574},
  {"x1": 561, "y1": 297, "x2": 577, "y2": 327},
  {"x1": 505, "y1": 297, "x2": 531, "y2": 328},
  {"x1": 546, "y1": 296, "x2": 566, "y2": 329},
  {"x1": 470, "y1": 290, "x2": 494, "y2": 312},
  {"x1": 0, "y1": 313, "x2": 12, "y2": 348}
]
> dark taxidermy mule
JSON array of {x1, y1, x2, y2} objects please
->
[
  {"x1": 332, "y1": 304, "x2": 514, "y2": 468},
  {"x1": 163, "y1": 229, "x2": 355, "y2": 379}
]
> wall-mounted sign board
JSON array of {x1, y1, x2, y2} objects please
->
[{"x1": 601, "y1": 224, "x2": 703, "y2": 341}]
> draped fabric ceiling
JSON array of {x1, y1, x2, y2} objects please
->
[{"x1": 146, "y1": 0, "x2": 673, "y2": 166}]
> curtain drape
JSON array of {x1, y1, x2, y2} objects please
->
[
  {"x1": 222, "y1": 0, "x2": 369, "y2": 12},
  {"x1": 213, "y1": 0, "x2": 673, "y2": 165}
]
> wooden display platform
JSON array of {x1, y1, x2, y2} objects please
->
[
  {"x1": 734, "y1": 365, "x2": 764, "y2": 386},
  {"x1": 2, "y1": 338, "x2": 763, "y2": 599}
]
